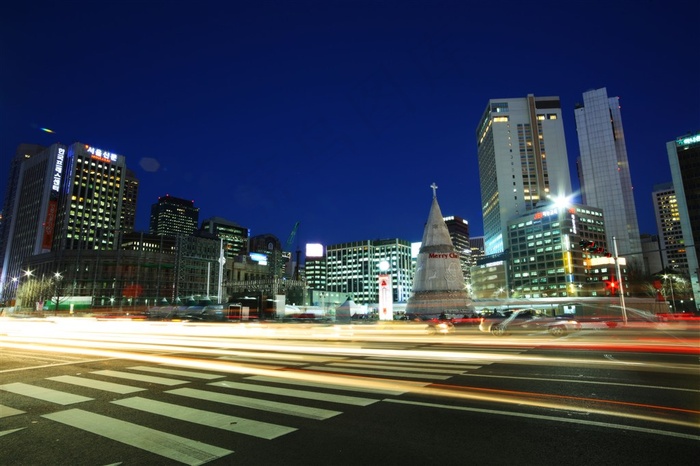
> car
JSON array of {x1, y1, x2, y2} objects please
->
[
  {"x1": 404, "y1": 314, "x2": 456, "y2": 335},
  {"x1": 478, "y1": 309, "x2": 580, "y2": 337}
]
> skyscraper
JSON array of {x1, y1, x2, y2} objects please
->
[
  {"x1": 666, "y1": 131, "x2": 700, "y2": 307},
  {"x1": 120, "y1": 168, "x2": 139, "y2": 233},
  {"x1": 443, "y1": 215, "x2": 471, "y2": 293},
  {"x1": 574, "y1": 87, "x2": 641, "y2": 264},
  {"x1": 0, "y1": 142, "x2": 127, "y2": 299},
  {"x1": 326, "y1": 238, "x2": 413, "y2": 304},
  {"x1": 149, "y1": 195, "x2": 199, "y2": 237},
  {"x1": 200, "y1": 217, "x2": 249, "y2": 259},
  {"x1": 476, "y1": 95, "x2": 573, "y2": 255},
  {"x1": 652, "y1": 182, "x2": 687, "y2": 275}
]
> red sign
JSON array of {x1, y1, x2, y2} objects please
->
[{"x1": 41, "y1": 199, "x2": 58, "y2": 250}]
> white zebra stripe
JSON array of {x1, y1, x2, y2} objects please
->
[
  {"x1": 112, "y1": 396, "x2": 296, "y2": 439},
  {"x1": 42, "y1": 408, "x2": 232, "y2": 465},
  {"x1": 208, "y1": 381, "x2": 379, "y2": 406},
  {"x1": 91, "y1": 370, "x2": 187, "y2": 386},
  {"x1": 0, "y1": 382, "x2": 92, "y2": 405},
  {"x1": 167, "y1": 387, "x2": 342, "y2": 420},
  {"x1": 127, "y1": 366, "x2": 225, "y2": 379},
  {"x1": 47, "y1": 375, "x2": 146, "y2": 394}
]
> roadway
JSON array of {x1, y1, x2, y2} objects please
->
[{"x1": 1, "y1": 317, "x2": 698, "y2": 465}]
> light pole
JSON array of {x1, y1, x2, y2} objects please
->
[
  {"x1": 663, "y1": 274, "x2": 676, "y2": 313},
  {"x1": 53, "y1": 272, "x2": 63, "y2": 314}
]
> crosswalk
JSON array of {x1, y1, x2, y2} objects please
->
[{"x1": 0, "y1": 347, "x2": 526, "y2": 465}]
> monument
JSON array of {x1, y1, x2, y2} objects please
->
[{"x1": 405, "y1": 183, "x2": 471, "y2": 317}]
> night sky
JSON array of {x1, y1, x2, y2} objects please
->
[{"x1": 2, "y1": 0, "x2": 699, "y2": 250}]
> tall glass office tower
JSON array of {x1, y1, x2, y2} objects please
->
[
  {"x1": 0, "y1": 142, "x2": 128, "y2": 300},
  {"x1": 666, "y1": 131, "x2": 700, "y2": 307},
  {"x1": 574, "y1": 87, "x2": 641, "y2": 263},
  {"x1": 476, "y1": 95, "x2": 573, "y2": 255}
]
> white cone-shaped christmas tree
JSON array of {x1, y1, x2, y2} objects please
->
[{"x1": 405, "y1": 183, "x2": 470, "y2": 317}]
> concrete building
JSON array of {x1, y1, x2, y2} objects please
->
[
  {"x1": 575, "y1": 87, "x2": 642, "y2": 265},
  {"x1": 507, "y1": 201, "x2": 614, "y2": 299},
  {"x1": 667, "y1": 131, "x2": 700, "y2": 308},
  {"x1": 200, "y1": 216, "x2": 249, "y2": 259},
  {"x1": 149, "y1": 194, "x2": 199, "y2": 237},
  {"x1": 652, "y1": 182, "x2": 688, "y2": 275},
  {"x1": 476, "y1": 95, "x2": 573, "y2": 255},
  {"x1": 443, "y1": 215, "x2": 471, "y2": 294},
  {"x1": 1, "y1": 142, "x2": 128, "y2": 301},
  {"x1": 121, "y1": 169, "x2": 139, "y2": 233},
  {"x1": 326, "y1": 238, "x2": 413, "y2": 305}
]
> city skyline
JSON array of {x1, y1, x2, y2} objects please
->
[{"x1": 2, "y1": 1, "x2": 698, "y2": 248}]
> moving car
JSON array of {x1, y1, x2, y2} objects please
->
[
  {"x1": 479, "y1": 309, "x2": 580, "y2": 337},
  {"x1": 404, "y1": 314, "x2": 456, "y2": 335}
]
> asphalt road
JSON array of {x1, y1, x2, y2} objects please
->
[{"x1": 1, "y1": 319, "x2": 698, "y2": 465}]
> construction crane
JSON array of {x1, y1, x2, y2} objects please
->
[{"x1": 286, "y1": 221, "x2": 301, "y2": 280}]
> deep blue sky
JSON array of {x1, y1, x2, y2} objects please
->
[{"x1": 2, "y1": 0, "x2": 699, "y2": 249}]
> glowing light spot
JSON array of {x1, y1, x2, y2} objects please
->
[
  {"x1": 139, "y1": 157, "x2": 160, "y2": 172},
  {"x1": 40, "y1": 127, "x2": 55, "y2": 133}
]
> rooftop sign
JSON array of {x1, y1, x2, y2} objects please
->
[{"x1": 676, "y1": 133, "x2": 700, "y2": 147}]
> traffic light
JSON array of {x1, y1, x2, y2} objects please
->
[{"x1": 605, "y1": 279, "x2": 619, "y2": 295}]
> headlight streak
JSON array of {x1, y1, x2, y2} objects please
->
[
  {"x1": 1, "y1": 334, "x2": 698, "y2": 377},
  {"x1": 2, "y1": 319, "x2": 698, "y2": 435},
  {"x1": 2, "y1": 340, "x2": 697, "y2": 432},
  {"x1": 1, "y1": 342, "x2": 698, "y2": 435}
]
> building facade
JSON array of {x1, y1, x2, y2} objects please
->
[
  {"x1": 667, "y1": 131, "x2": 700, "y2": 307},
  {"x1": 652, "y1": 182, "x2": 688, "y2": 275},
  {"x1": 476, "y1": 95, "x2": 573, "y2": 255},
  {"x1": 443, "y1": 215, "x2": 471, "y2": 294},
  {"x1": 326, "y1": 238, "x2": 414, "y2": 304},
  {"x1": 121, "y1": 169, "x2": 139, "y2": 233},
  {"x1": 200, "y1": 216, "x2": 249, "y2": 259},
  {"x1": 149, "y1": 194, "x2": 199, "y2": 237},
  {"x1": 1, "y1": 142, "x2": 127, "y2": 301},
  {"x1": 507, "y1": 202, "x2": 614, "y2": 299},
  {"x1": 574, "y1": 87, "x2": 642, "y2": 264}
]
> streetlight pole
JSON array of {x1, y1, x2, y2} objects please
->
[
  {"x1": 612, "y1": 237, "x2": 627, "y2": 325},
  {"x1": 663, "y1": 274, "x2": 675, "y2": 313}
]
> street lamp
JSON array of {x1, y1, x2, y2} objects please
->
[
  {"x1": 53, "y1": 272, "x2": 63, "y2": 313},
  {"x1": 663, "y1": 274, "x2": 676, "y2": 313}
]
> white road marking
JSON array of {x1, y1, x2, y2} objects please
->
[
  {"x1": 209, "y1": 381, "x2": 379, "y2": 406},
  {"x1": 302, "y1": 365, "x2": 451, "y2": 380},
  {"x1": 0, "y1": 404, "x2": 25, "y2": 418},
  {"x1": 42, "y1": 408, "x2": 233, "y2": 465},
  {"x1": 0, "y1": 428, "x2": 25, "y2": 437},
  {"x1": 360, "y1": 359, "x2": 482, "y2": 370},
  {"x1": 245, "y1": 375, "x2": 422, "y2": 395},
  {"x1": 167, "y1": 387, "x2": 342, "y2": 420},
  {"x1": 113, "y1": 396, "x2": 297, "y2": 439},
  {"x1": 47, "y1": 375, "x2": 146, "y2": 394},
  {"x1": 91, "y1": 370, "x2": 187, "y2": 386},
  {"x1": 327, "y1": 362, "x2": 467, "y2": 374},
  {"x1": 0, "y1": 382, "x2": 92, "y2": 405},
  {"x1": 385, "y1": 399, "x2": 700, "y2": 441},
  {"x1": 127, "y1": 366, "x2": 225, "y2": 379}
]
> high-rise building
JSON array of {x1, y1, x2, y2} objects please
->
[
  {"x1": 0, "y1": 142, "x2": 127, "y2": 300},
  {"x1": 326, "y1": 238, "x2": 413, "y2": 304},
  {"x1": 652, "y1": 182, "x2": 687, "y2": 275},
  {"x1": 120, "y1": 169, "x2": 139, "y2": 233},
  {"x1": 574, "y1": 87, "x2": 642, "y2": 264},
  {"x1": 666, "y1": 131, "x2": 700, "y2": 307},
  {"x1": 149, "y1": 194, "x2": 199, "y2": 237},
  {"x1": 304, "y1": 243, "x2": 326, "y2": 291},
  {"x1": 476, "y1": 95, "x2": 573, "y2": 255},
  {"x1": 200, "y1": 217, "x2": 249, "y2": 259},
  {"x1": 443, "y1": 215, "x2": 471, "y2": 292},
  {"x1": 0, "y1": 143, "x2": 45, "y2": 288}
]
